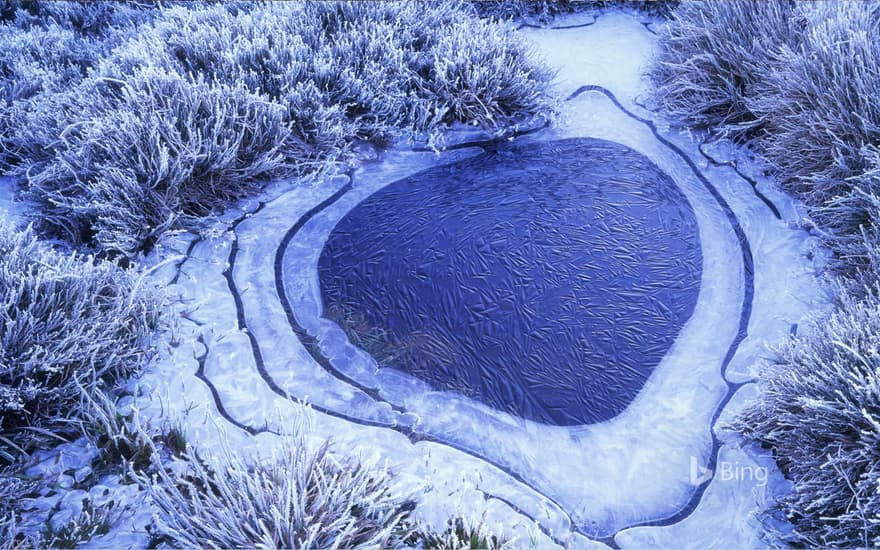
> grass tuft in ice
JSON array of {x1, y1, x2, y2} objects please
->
[
  {"x1": 412, "y1": 516, "x2": 508, "y2": 549},
  {"x1": 38, "y1": 498, "x2": 124, "y2": 550},
  {"x1": 0, "y1": 473, "x2": 38, "y2": 550}
]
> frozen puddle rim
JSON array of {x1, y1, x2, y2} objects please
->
[{"x1": 256, "y1": 85, "x2": 753, "y2": 539}]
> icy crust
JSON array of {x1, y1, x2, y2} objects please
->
[
  {"x1": 129, "y1": 9, "x2": 830, "y2": 549},
  {"x1": 522, "y1": 10, "x2": 659, "y2": 103}
]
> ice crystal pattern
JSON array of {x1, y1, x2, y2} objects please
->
[{"x1": 318, "y1": 138, "x2": 702, "y2": 425}]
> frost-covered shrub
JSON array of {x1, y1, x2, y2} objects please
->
[
  {"x1": 0, "y1": 220, "x2": 156, "y2": 456},
  {"x1": 651, "y1": 0, "x2": 804, "y2": 140},
  {"x1": 22, "y1": 70, "x2": 295, "y2": 255},
  {"x1": 736, "y1": 291, "x2": 880, "y2": 548},
  {"x1": 139, "y1": 435, "x2": 414, "y2": 549},
  {"x1": 101, "y1": 2, "x2": 418, "y2": 149},
  {"x1": 138, "y1": 422, "x2": 512, "y2": 549},
  {"x1": 754, "y1": 2, "x2": 880, "y2": 201},
  {"x1": 469, "y1": 0, "x2": 587, "y2": 23},
  {"x1": 0, "y1": 2, "x2": 159, "y2": 167},
  {"x1": 6, "y1": 1, "x2": 553, "y2": 256}
]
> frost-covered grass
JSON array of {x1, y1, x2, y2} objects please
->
[
  {"x1": 735, "y1": 291, "x2": 880, "y2": 547},
  {"x1": 138, "y1": 429, "x2": 419, "y2": 549},
  {"x1": 654, "y1": 1, "x2": 880, "y2": 253},
  {"x1": 137, "y1": 425, "x2": 510, "y2": 549},
  {"x1": 755, "y1": 3, "x2": 880, "y2": 203},
  {"x1": 758, "y1": 1, "x2": 880, "y2": 292},
  {"x1": 656, "y1": 1, "x2": 880, "y2": 546},
  {"x1": 469, "y1": 0, "x2": 675, "y2": 22},
  {"x1": 0, "y1": 219, "x2": 157, "y2": 459},
  {"x1": 20, "y1": 71, "x2": 295, "y2": 255},
  {"x1": 0, "y1": 217, "x2": 157, "y2": 546},
  {"x1": 2, "y1": 1, "x2": 554, "y2": 257},
  {"x1": 0, "y1": 1, "x2": 155, "y2": 36},
  {"x1": 651, "y1": 0, "x2": 804, "y2": 140}
]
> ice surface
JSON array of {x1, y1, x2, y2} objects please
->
[
  {"x1": 317, "y1": 137, "x2": 702, "y2": 426},
  {"x1": 129, "y1": 8, "x2": 830, "y2": 548}
]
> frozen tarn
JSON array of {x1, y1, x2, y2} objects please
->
[
  {"x1": 140, "y1": 153, "x2": 589, "y2": 548},
  {"x1": 135, "y1": 8, "x2": 829, "y2": 549},
  {"x1": 284, "y1": 92, "x2": 743, "y2": 538}
]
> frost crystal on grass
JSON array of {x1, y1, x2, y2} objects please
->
[
  {"x1": 1, "y1": 1, "x2": 555, "y2": 257},
  {"x1": 0, "y1": 219, "x2": 156, "y2": 457}
]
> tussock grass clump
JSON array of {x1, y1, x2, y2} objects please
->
[
  {"x1": 22, "y1": 70, "x2": 294, "y2": 255},
  {"x1": 0, "y1": 1, "x2": 157, "y2": 168},
  {"x1": 736, "y1": 291, "x2": 880, "y2": 548},
  {"x1": 651, "y1": 0, "x2": 804, "y2": 140},
  {"x1": 756, "y1": 2, "x2": 880, "y2": 200},
  {"x1": 0, "y1": 22, "x2": 96, "y2": 104},
  {"x1": 0, "y1": 219, "x2": 157, "y2": 458},
  {"x1": 813, "y1": 153, "x2": 880, "y2": 291},
  {"x1": 139, "y1": 435, "x2": 414, "y2": 549},
  {"x1": 0, "y1": 1, "x2": 154, "y2": 36},
  {"x1": 0, "y1": 22, "x2": 102, "y2": 168},
  {"x1": 654, "y1": 1, "x2": 880, "y2": 243},
  {"x1": 759, "y1": 1, "x2": 880, "y2": 291},
  {"x1": 3, "y1": 1, "x2": 554, "y2": 257},
  {"x1": 138, "y1": 428, "x2": 513, "y2": 549}
]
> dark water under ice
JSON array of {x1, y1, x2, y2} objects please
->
[{"x1": 318, "y1": 138, "x2": 701, "y2": 426}]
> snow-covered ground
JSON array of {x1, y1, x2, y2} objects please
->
[{"x1": 8, "y1": 10, "x2": 830, "y2": 549}]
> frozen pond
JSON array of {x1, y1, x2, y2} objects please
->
[{"x1": 318, "y1": 137, "x2": 701, "y2": 426}]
